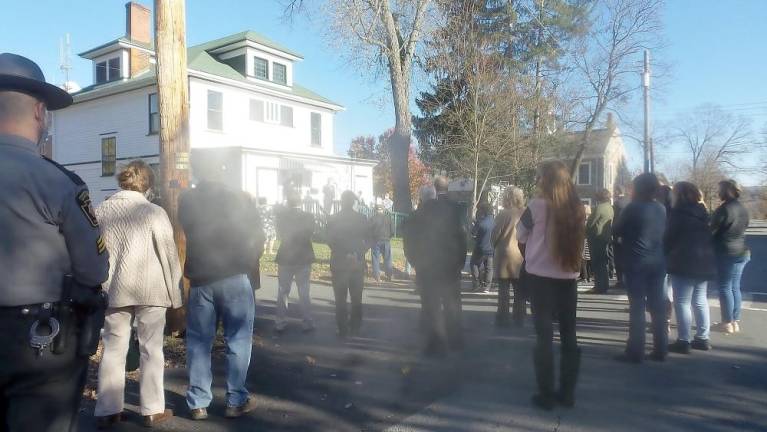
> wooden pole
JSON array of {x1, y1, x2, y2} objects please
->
[{"x1": 154, "y1": 0, "x2": 190, "y2": 333}]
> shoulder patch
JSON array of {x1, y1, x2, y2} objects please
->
[
  {"x1": 77, "y1": 189, "x2": 99, "y2": 228},
  {"x1": 41, "y1": 156, "x2": 85, "y2": 186}
]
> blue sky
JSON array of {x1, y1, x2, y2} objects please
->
[{"x1": 3, "y1": 0, "x2": 766, "y2": 184}]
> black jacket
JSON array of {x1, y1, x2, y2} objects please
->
[
  {"x1": 275, "y1": 207, "x2": 316, "y2": 266},
  {"x1": 371, "y1": 213, "x2": 393, "y2": 241},
  {"x1": 179, "y1": 181, "x2": 265, "y2": 287},
  {"x1": 664, "y1": 203, "x2": 716, "y2": 280},
  {"x1": 327, "y1": 209, "x2": 372, "y2": 271},
  {"x1": 711, "y1": 199, "x2": 750, "y2": 257},
  {"x1": 403, "y1": 195, "x2": 467, "y2": 281}
]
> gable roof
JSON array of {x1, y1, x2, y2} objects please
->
[
  {"x1": 78, "y1": 37, "x2": 154, "y2": 58},
  {"x1": 71, "y1": 31, "x2": 339, "y2": 108},
  {"x1": 546, "y1": 128, "x2": 619, "y2": 160}
]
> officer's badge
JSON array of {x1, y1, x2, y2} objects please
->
[
  {"x1": 96, "y1": 236, "x2": 107, "y2": 255},
  {"x1": 77, "y1": 190, "x2": 99, "y2": 227}
]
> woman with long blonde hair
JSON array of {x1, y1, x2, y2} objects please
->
[{"x1": 516, "y1": 161, "x2": 584, "y2": 410}]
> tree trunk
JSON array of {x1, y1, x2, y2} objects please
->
[
  {"x1": 570, "y1": 127, "x2": 593, "y2": 182},
  {"x1": 389, "y1": 67, "x2": 413, "y2": 213},
  {"x1": 155, "y1": 0, "x2": 190, "y2": 333}
]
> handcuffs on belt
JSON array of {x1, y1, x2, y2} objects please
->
[{"x1": 23, "y1": 302, "x2": 61, "y2": 358}]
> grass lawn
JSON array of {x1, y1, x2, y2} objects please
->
[{"x1": 260, "y1": 239, "x2": 408, "y2": 280}]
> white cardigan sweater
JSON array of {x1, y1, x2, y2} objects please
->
[{"x1": 96, "y1": 190, "x2": 183, "y2": 309}]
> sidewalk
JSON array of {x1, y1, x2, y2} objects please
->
[{"x1": 78, "y1": 277, "x2": 767, "y2": 431}]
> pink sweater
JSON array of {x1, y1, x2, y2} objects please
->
[{"x1": 516, "y1": 198, "x2": 580, "y2": 280}]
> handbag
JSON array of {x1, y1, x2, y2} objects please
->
[{"x1": 125, "y1": 323, "x2": 140, "y2": 372}]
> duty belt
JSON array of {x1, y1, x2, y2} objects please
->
[{"x1": 1, "y1": 302, "x2": 65, "y2": 357}]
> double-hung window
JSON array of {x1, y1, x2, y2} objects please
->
[
  {"x1": 254, "y1": 57, "x2": 269, "y2": 80},
  {"x1": 310, "y1": 113, "x2": 322, "y2": 147},
  {"x1": 207, "y1": 90, "x2": 223, "y2": 131},
  {"x1": 273, "y1": 63, "x2": 287, "y2": 85},
  {"x1": 577, "y1": 162, "x2": 591, "y2": 185},
  {"x1": 101, "y1": 136, "x2": 117, "y2": 177},
  {"x1": 148, "y1": 93, "x2": 159, "y2": 134}
]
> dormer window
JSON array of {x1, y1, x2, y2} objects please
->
[
  {"x1": 273, "y1": 63, "x2": 287, "y2": 85},
  {"x1": 96, "y1": 57, "x2": 122, "y2": 84},
  {"x1": 254, "y1": 57, "x2": 268, "y2": 80}
]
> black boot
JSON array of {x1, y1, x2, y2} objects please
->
[
  {"x1": 532, "y1": 346, "x2": 555, "y2": 410},
  {"x1": 556, "y1": 347, "x2": 581, "y2": 408}
]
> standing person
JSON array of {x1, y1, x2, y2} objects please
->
[
  {"x1": 381, "y1": 193, "x2": 394, "y2": 212},
  {"x1": 517, "y1": 161, "x2": 584, "y2": 410},
  {"x1": 711, "y1": 179, "x2": 750, "y2": 334},
  {"x1": 405, "y1": 177, "x2": 467, "y2": 356},
  {"x1": 322, "y1": 179, "x2": 336, "y2": 215},
  {"x1": 657, "y1": 184, "x2": 674, "y2": 333},
  {"x1": 665, "y1": 182, "x2": 715, "y2": 353},
  {"x1": 370, "y1": 204, "x2": 394, "y2": 282},
  {"x1": 491, "y1": 187, "x2": 525, "y2": 327},
  {"x1": 274, "y1": 190, "x2": 316, "y2": 333},
  {"x1": 0, "y1": 53, "x2": 110, "y2": 432},
  {"x1": 94, "y1": 161, "x2": 183, "y2": 428},
  {"x1": 179, "y1": 171, "x2": 265, "y2": 420},
  {"x1": 259, "y1": 197, "x2": 276, "y2": 255},
  {"x1": 612, "y1": 185, "x2": 631, "y2": 288},
  {"x1": 471, "y1": 204, "x2": 496, "y2": 293},
  {"x1": 327, "y1": 191, "x2": 372, "y2": 337},
  {"x1": 403, "y1": 185, "x2": 438, "y2": 323},
  {"x1": 587, "y1": 189, "x2": 614, "y2": 294},
  {"x1": 580, "y1": 205, "x2": 592, "y2": 283},
  {"x1": 613, "y1": 173, "x2": 668, "y2": 363}
]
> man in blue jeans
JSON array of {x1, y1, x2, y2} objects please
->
[
  {"x1": 370, "y1": 204, "x2": 393, "y2": 282},
  {"x1": 179, "y1": 176, "x2": 264, "y2": 420}
]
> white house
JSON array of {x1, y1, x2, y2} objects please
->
[{"x1": 51, "y1": 2, "x2": 376, "y2": 205}]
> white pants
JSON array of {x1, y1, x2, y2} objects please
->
[{"x1": 95, "y1": 306, "x2": 167, "y2": 416}]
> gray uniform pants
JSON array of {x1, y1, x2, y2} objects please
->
[
  {"x1": 276, "y1": 264, "x2": 314, "y2": 330},
  {"x1": 95, "y1": 306, "x2": 167, "y2": 417}
]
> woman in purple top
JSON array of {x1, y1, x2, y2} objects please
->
[{"x1": 517, "y1": 161, "x2": 585, "y2": 410}]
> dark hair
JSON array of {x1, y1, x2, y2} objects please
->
[
  {"x1": 614, "y1": 185, "x2": 624, "y2": 196},
  {"x1": 117, "y1": 160, "x2": 154, "y2": 193},
  {"x1": 633, "y1": 173, "x2": 660, "y2": 202},
  {"x1": 673, "y1": 181, "x2": 702, "y2": 207},
  {"x1": 718, "y1": 179, "x2": 741, "y2": 201},
  {"x1": 340, "y1": 190, "x2": 357, "y2": 209},
  {"x1": 594, "y1": 188, "x2": 611, "y2": 203},
  {"x1": 538, "y1": 160, "x2": 585, "y2": 272}
]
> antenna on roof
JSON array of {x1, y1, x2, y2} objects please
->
[{"x1": 59, "y1": 33, "x2": 72, "y2": 91}]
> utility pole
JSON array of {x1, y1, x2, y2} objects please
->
[
  {"x1": 642, "y1": 49, "x2": 653, "y2": 173},
  {"x1": 154, "y1": 0, "x2": 190, "y2": 331}
]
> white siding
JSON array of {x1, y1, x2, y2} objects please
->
[{"x1": 188, "y1": 77, "x2": 335, "y2": 156}]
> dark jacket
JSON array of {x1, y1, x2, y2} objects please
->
[
  {"x1": 179, "y1": 181, "x2": 265, "y2": 287},
  {"x1": 327, "y1": 209, "x2": 372, "y2": 271},
  {"x1": 711, "y1": 199, "x2": 750, "y2": 257},
  {"x1": 613, "y1": 200, "x2": 666, "y2": 272},
  {"x1": 403, "y1": 194, "x2": 467, "y2": 281},
  {"x1": 471, "y1": 215, "x2": 495, "y2": 255},
  {"x1": 664, "y1": 203, "x2": 717, "y2": 279},
  {"x1": 613, "y1": 195, "x2": 630, "y2": 222},
  {"x1": 275, "y1": 207, "x2": 316, "y2": 266},
  {"x1": 371, "y1": 212, "x2": 393, "y2": 241}
]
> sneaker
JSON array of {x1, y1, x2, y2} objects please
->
[
  {"x1": 189, "y1": 408, "x2": 208, "y2": 421},
  {"x1": 733, "y1": 321, "x2": 741, "y2": 333},
  {"x1": 225, "y1": 395, "x2": 258, "y2": 418},
  {"x1": 691, "y1": 339, "x2": 712, "y2": 351},
  {"x1": 668, "y1": 340, "x2": 691, "y2": 354},
  {"x1": 713, "y1": 322, "x2": 734, "y2": 334}
]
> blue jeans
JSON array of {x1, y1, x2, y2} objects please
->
[
  {"x1": 371, "y1": 240, "x2": 392, "y2": 280},
  {"x1": 670, "y1": 275, "x2": 710, "y2": 342},
  {"x1": 186, "y1": 274, "x2": 255, "y2": 409},
  {"x1": 625, "y1": 268, "x2": 668, "y2": 358},
  {"x1": 716, "y1": 253, "x2": 750, "y2": 322}
]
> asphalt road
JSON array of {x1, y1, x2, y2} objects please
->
[{"x1": 78, "y1": 276, "x2": 767, "y2": 432}]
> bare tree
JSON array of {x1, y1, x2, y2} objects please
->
[
  {"x1": 669, "y1": 104, "x2": 754, "y2": 206},
  {"x1": 566, "y1": 0, "x2": 664, "y2": 178},
  {"x1": 282, "y1": 0, "x2": 434, "y2": 213}
]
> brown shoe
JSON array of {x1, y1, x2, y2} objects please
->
[
  {"x1": 189, "y1": 408, "x2": 208, "y2": 421},
  {"x1": 143, "y1": 409, "x2": 173, "y2": 428},
  {"x1": 96, "y1": 413, "x2": 123, "y2": 429},
  {"x1": 225, "y1": 395, "x2": 258, "y2": 418}
]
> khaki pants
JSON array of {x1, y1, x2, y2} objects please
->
[{"x1": 95, "y1": 306, "x2": 167, "y2": 417}]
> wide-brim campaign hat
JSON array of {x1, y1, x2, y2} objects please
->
[{"x1": 0, "y1": 53, "x2": 73, "y2": 110}]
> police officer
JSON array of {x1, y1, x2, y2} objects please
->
[{"x1": 0, "y1": 53, "x2": 109, "y2": 431}]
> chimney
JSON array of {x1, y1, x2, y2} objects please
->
[
  {"x1": 606, "y1": 112, "x2": 616, "y2": 131},
  {"x1": 125, "y1": 2, "x2": 152, "y2": 77}
]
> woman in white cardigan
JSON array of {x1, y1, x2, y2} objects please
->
[{"x1": 94, "y1": 160, "x2": 183, "y2": 429}]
